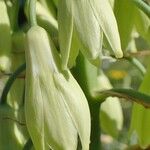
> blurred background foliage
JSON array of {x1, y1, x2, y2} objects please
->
[{"x1": 99, "y1": 0, "x2": 150, "y2": 149}]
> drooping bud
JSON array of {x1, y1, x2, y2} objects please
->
[{"x1": 25, "y1": 26, "x2": 91, "y2": 150}]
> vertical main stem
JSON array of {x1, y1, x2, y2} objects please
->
[
  {"x1": 72, "y1": 53, "x2": 102, "y2": 150},
  {"x1": 89, "y1": 101, "x2": 101, "y2": 150}
]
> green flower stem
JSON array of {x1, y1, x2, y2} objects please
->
[
  {"x1": 26, "y1": 0, "x2": 37, "y2": 26},
  {"x1": 29, "y1": 0, "x2": 37, "y2": 26},
  {"x1": 72, "y1": 53, "x2": 102, "y2": 150},
  {"x1": 0, "y1": 63, "x2": 26, "y2": 105},
  {"x1": 111, "y1": 55, "x2": 146, "y2": 75},
  {"x1": 126, "y1": 57, "x2": 146, "y2": 75},
  {"x1": 133, "y1": 0, "x2": 150, "y2": 18}
]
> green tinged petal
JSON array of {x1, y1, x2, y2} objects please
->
[
  {"x1": 72, "y1": 0, "x2": 102, "y2": 66},
  {"x1": 53, "y1": 72, "x2": 91, "y2": 150},
  {"x1": 108, "y1": 0, "x2": 115, "y2": 8},
  {"x1": 89, "y1": 0, "x2": 123, "y2": 58},
  {"x1": 114, "y1": 0, "x2": 135, "y2": 50},
  {"x1": 58, "y1": 0, "x2": 74, "y2": 69},
  {"x1": 36, "y1": 1, "x2": 58, "y2": 38},
  {"x1": 25, "y1": 26, "x2": 90, "y2": 150},
  {"x1": 67, "y1": 29, "x2": 80, "y2": 69}
]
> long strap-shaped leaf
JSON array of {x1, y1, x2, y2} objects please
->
[{"x1": 96, "y1": 88, "x2": 150, "y2": 108}]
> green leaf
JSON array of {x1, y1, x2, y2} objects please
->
[
  {"x1": 130, "y1": 63, "x2": 150, "y2": 149},
  {"x1": 114, "y1": 0, "x2": 135, "y2": 50},
  {"x1": 89, "y1": 0, "x2": 123, "y2": 58},
  {"x1": 134, "y1": 7, "x2": 150, "y2": 43}
]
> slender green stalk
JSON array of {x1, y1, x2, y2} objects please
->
[
  {"x1": 133, "y1": 0, "x2": 150, "y2": 18},
  {"x1": 126, "y1": 57, "x2": 146, "y2": 75},
  {"x1": 72, "y1": 53, "x2": 102, "y2": 150},
  {"x1": 26, "y1": 0, "x2": 37, "y2": 26},
  {"x1": 95, "y1": 88, "x2": 150, "y2": 108},
  {"x1": 29, "y1": 0, "x2": 37, "y2": 26},
  {"x1": 0, "y1": 63, "x2": 26, "y2": 104}
]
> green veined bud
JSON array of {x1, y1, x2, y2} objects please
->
[
  {"x1": 0, "y1": 0, "x2": 11, "y2": 72},
  {"x1": 25, "y1": 25, "x2": 91, "y2": 150}
]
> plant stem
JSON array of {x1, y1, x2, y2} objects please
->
[
  {"x1": 72, "y1": 53, "x2": 102, "y2": 150},
  {"x1": 126, "y1": 57, "x2": 146, "y2": 75},
  {"x1": 26, "y1": 0, "x2": 37, "y2": 26},
  {"x1": 89, "y1": 101, "x2": 101, "y2": 150},
  {"x1": 0, "y1": 63, "x2": 26, "y2": 104},
  {"x1": 29, "y1": 0, "x2": 37, "y2": 26},
  {"x1": 133, "y1": 0, "x2": 150, "y2": 18}
]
